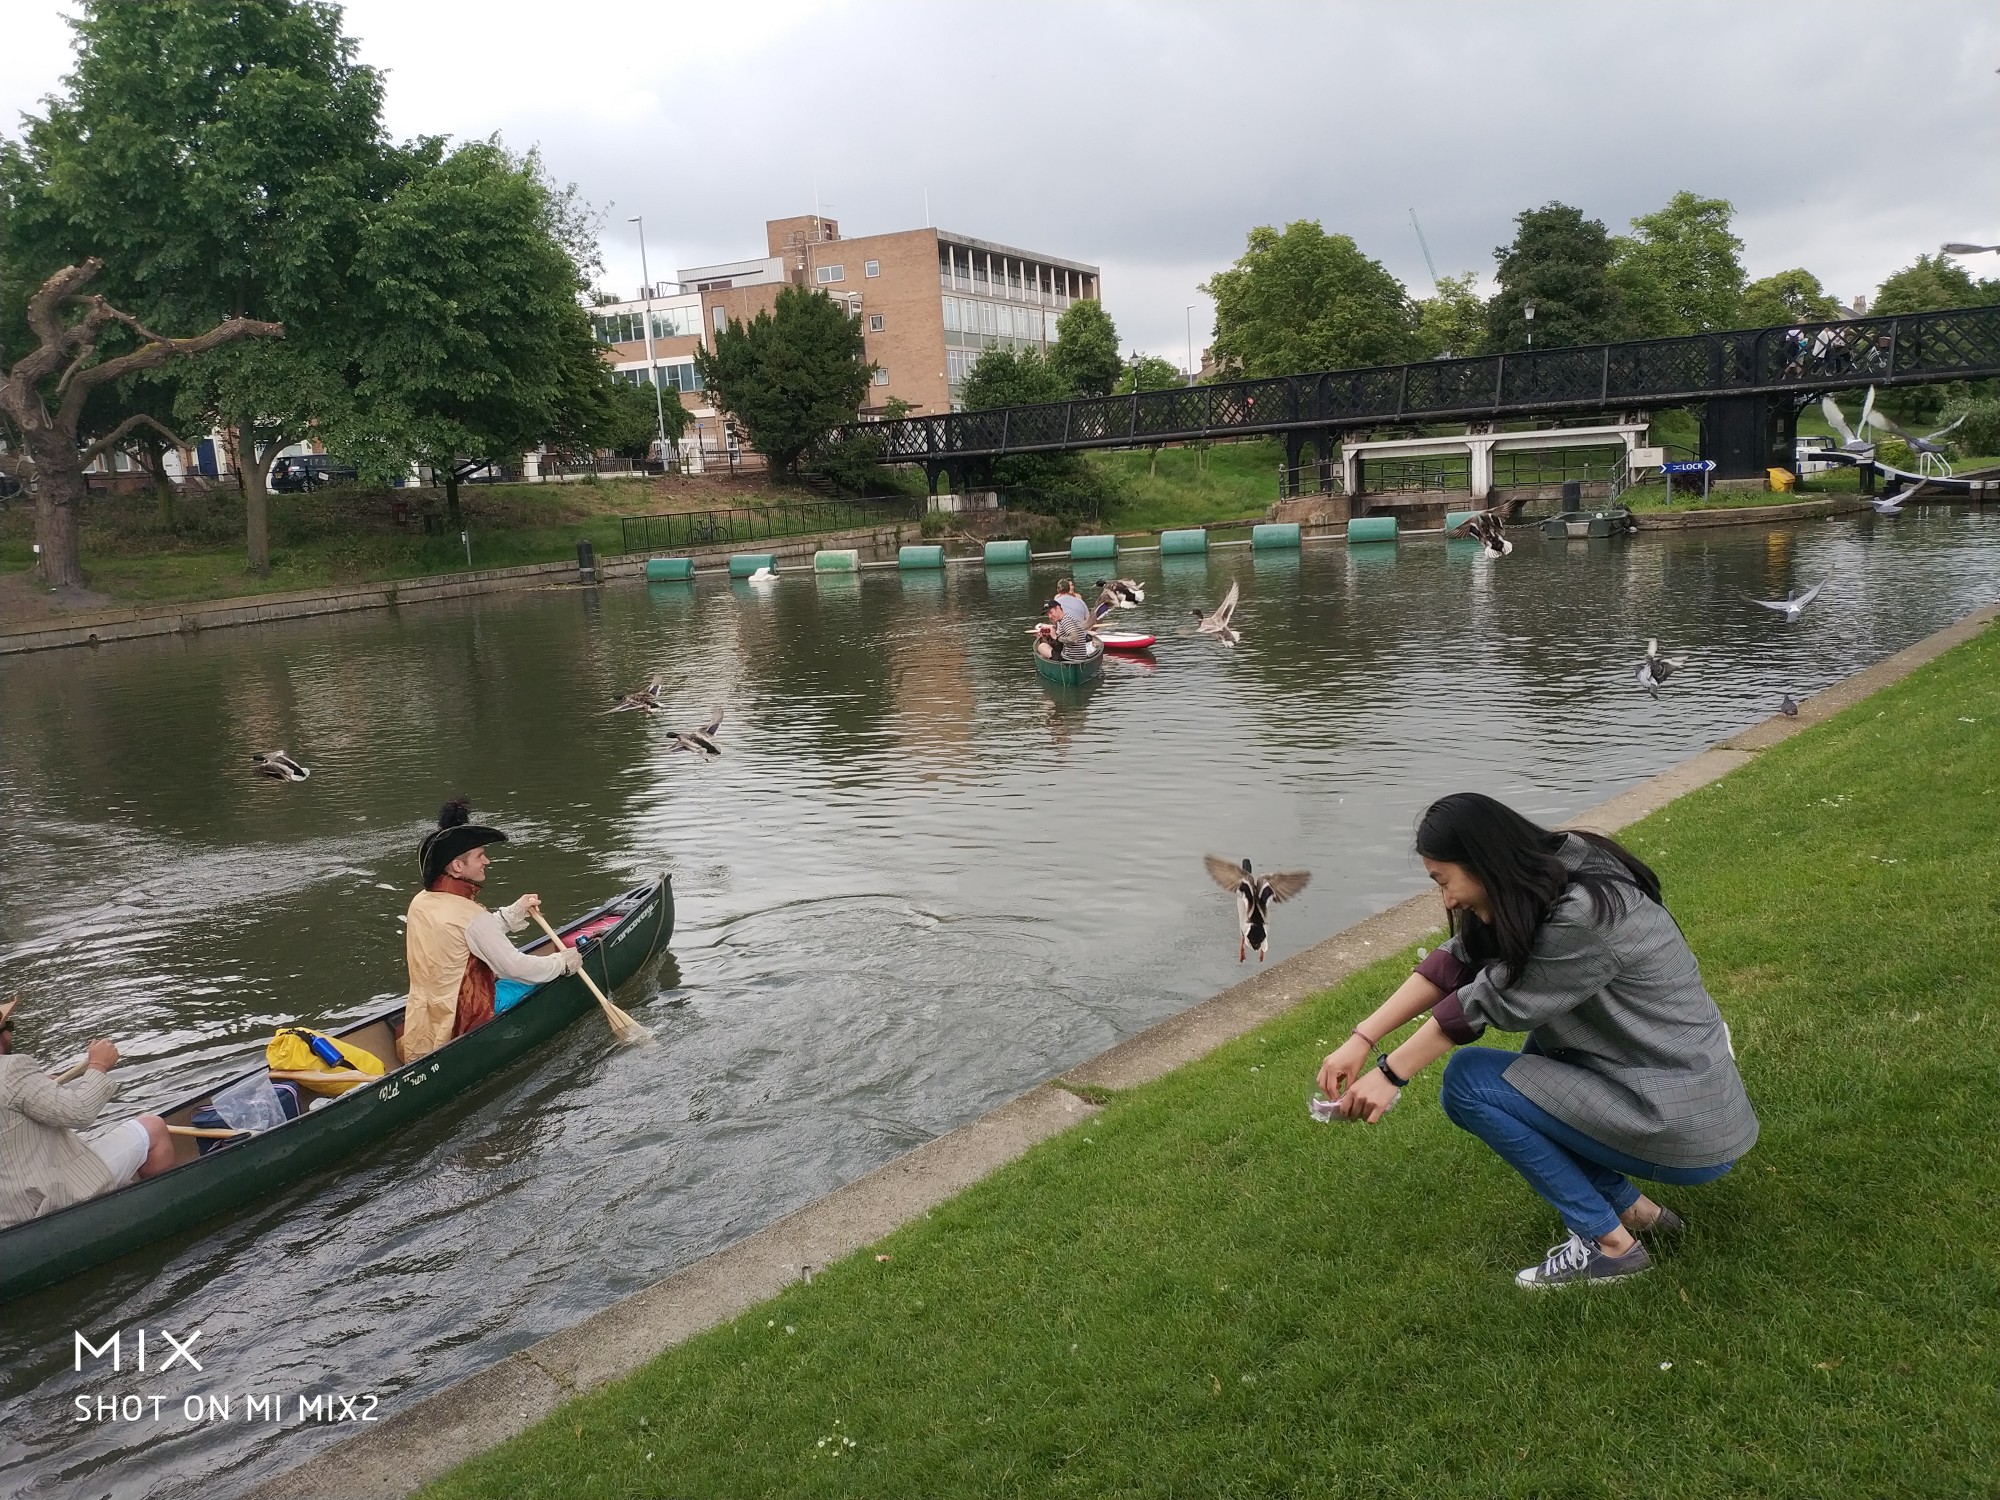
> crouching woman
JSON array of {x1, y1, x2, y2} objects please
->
[{"x1": 1316, "y1": 792, "x2": 1757, "y2": 1289}]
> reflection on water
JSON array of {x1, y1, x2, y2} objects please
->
[{"x1": 2, "y1": 508, "x2": 1997, "y2": 1497}]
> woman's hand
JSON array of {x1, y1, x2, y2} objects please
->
[
  {"x1": 1316, "y1": 1034, "x2": 1372, "y2": 1101},
  {"x1": 1339, "y1": 1065, "x2": 1402, "y2": 1123}
]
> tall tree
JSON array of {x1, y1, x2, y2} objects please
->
[
  {"x1": 4, "y1": 0, "x2": 399, "y2": 574},
  {"x1": 1111, "y1": 355, "x2": 1186, "y2": 394},
  {"x1": 1414, "y1": 271, "x2": 1488, "y2": 359},
  {"x1": 1047, "y1": 299, "x2": 1121, "y2": 397},
  {"x1": 1610, "y1": 191, "x2": 1746, "y2": 337},
  {"x1": 1203, "y1": 221, "x2": 1421, "y2": 376},
  {"x1": 1739, "y1": 268, "x2": 1843, "y2": 328},
  {"x1": 0, "y1": 261, "x2": 278, "y2": 587},
  {"x1": 1486, "y1": 202, "x2": 1622, "y2": 351},
  {"x1": 694, "y1": 285, "x2": 874, "y2": 480},
  {"x1": 961, "y1": 346, "x2": 1067, "y2": 410},
  {"x1": 1872, "y1": 253, "x2": 2000, "y2": 316},
  {"x1": 352, "y1": 141, "x2": 610, "y2": 526}
]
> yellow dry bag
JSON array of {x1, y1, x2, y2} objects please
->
[{"x1": 266, "y1": 1026, "x2": 385, "y2": 1095}]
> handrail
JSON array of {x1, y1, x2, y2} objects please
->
[{"x1": 616, "y1": 497, "x2": 919, "y2": 555}]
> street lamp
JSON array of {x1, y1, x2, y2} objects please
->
[
  {"x1": 1185, "y1": 304, "x2": 1196, "y2": 386},
  {"x1": 629, "y1": 215, "x2": 672, "y2": 471},
  {"x1": 1941, "y1": 242, "x2": 2000, "y2": 254},
  {"x1": 1129, "y1": 349, "x2": 1143, "y2": 395},
  {"x1": 1523, "y1": 301, "x2": 1536, "y2": 351}
]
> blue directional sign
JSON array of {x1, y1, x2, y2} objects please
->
[{"x1": 1662, "y1": 459, "x2": 1717, "y2": 475}]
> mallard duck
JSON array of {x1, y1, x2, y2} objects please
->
[
  {"x1": 1204, "y1": 855, "x2": 1311, "y2": 963},
  {"x1": 604, "y1": 675, "x2": 663, "y2": 714},
  {"x1": 1746, "y1": 579, "x2": 1826, "y2": 623},
  {"x1": 669, "y1": 708, "x2": 725, "y2": 756},
  {"x1": 250, "y1": 751, "x2": 310, "y2": 781},
  {"x1": 1451, "y1": 509, "x2": 1513, "y2": 558},
  {"x1": 1634, "y1": 638, "x2": 1687, "y2": 697},
  {"x1": 1094, "y1": 578, "x2": 1145, "y2": 608},
  {"x1": 1191, "y1": 580, "x2": 1241, "y2": 647}
]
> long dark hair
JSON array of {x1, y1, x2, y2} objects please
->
[{"x1": 1415, "y1": 792, "x2": 1661, "y2": 985}]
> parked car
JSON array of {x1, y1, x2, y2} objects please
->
[{"x1": 269, "y1": 455, "x2": 357, "y2": 493}]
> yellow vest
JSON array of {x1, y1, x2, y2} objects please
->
[{"x1": 401, "y1": 890, "x2": 485, "y2": 1061}]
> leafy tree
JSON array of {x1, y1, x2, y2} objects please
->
[
  {"x1": 351, "y1": 140, "x2": 612, "y2": 524},
  {"x1": 1873, "y1": 253, "x2": 2000, "y2": 316},
  {"x1": 1414, "y1": 271, "x2": 1488, "y2": 358},
  {"x1": 0, "y1": 261, "x2": 279, "y2": 587},
  {"x1": 599, "y1": 379, "x2": 670, "y2": 462},
  {"x1": 960, "y1": 346, "x2": 1067, "y2": 410},
  {"x1": 1047, "y1": 299, "x2": 1121, "y2": 396},
  {"x1": 694, "y1": 284, "x2": 874, "y2": 480},
  {"x1": 1202, "y1": 221, "x2": 1421, "y2": 376},
  {"x1": 1610, "y1": 191, "x2": 1746, "y2": 337},
  {"x1": 1739, "y1": 268, "x2": 1842, "y2": 328},
  {"x1": 4, "y1": 0, "x2": 401, "y2": 574},
  {"x1": 1487, "y1": 202, "x2": 1622, "y2": 351},
  {"x1": 1111, "y1": 355, "x2": 1186, "y2": 394}
]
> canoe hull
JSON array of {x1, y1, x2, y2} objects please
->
[
  {"x1": 0, "y1": 877, "x2": 672, "y2": 1304},
  {"x1": 1033, "y1": 643, "x2": 1104, "y2": 686}
]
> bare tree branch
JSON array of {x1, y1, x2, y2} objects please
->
[
  {"x1": 79, "y1": 412, "x2": 190, "y2": 469},
  {"x1": 55, "y1": 314, "x2": 282, "y2": 433}
]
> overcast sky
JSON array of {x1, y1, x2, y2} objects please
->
[{"x1": 5, "y1": 1, "x2": 1996, "y2": 367}]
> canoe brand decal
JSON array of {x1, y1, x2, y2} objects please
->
[
  {"x1": 377, "y1": 1063, "x2": 438, "y2": 1103},
  {"x1": 70, "y1": 1329, "x2": 382, "y2": 1427}
]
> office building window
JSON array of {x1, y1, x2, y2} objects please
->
[
  {"x1": 650, "y1": 306, "x2": 700, "y2": 340},
  {"x1": 1045, "y1": 310, "x2": 1060, "y2": 342},
  {"x1": 869, "y1": 313, "x2": 885, "y2": 332},
  {"x1": 713, "y1": 306, "x2": 728, "y2": 334},
  {"x1": 816, "y1": 264, "x2": 844, "y2": 284},
  {"x1": 946, "y1": 348, "x2": 980, "y2": 383},
  {"x1": 864, "y1": 260, "x2": 880, "y2": 278},
  {"x1": 592, "y1": 311, "x2": 646, "y2": 345},
  {"x1": 872, "y1": 368, "x2": 891, "y2": 386}
]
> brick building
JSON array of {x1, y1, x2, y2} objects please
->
[{"x1": 589, "y1": 215, "x2": 1101, "y2": 441}]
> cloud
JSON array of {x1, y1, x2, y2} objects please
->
[{"x1": 5, "y1": 0, "x2": 1994, "y2": 361}]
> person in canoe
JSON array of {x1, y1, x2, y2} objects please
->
[
  {"x1": 0, "y1": 998, "x2": 175, "y2": 1227},
  {"x1": 401, "y1": 799, "x2": 584, "y2": 1063},
  {"x1": 1053, "y1": 578, "x2": 1092, "y2": 627},
  {"x1": 1035, "y1": 598, "x2": 1093, "y2": 663}
]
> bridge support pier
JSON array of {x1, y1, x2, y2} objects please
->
[
  {"x1": 1281, "y1": 433, "x2": 1308, "y2": 497},
  {"x1": 1701, "y1": 394, "x2": 1797, "y2": 481},
  {"x1": 1315, "y1": 429, "x2": 1337, "y2": 494}
]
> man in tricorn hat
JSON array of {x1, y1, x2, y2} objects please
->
[{"x1": 401, "y1": 799, "x2": 582, "y2": 1063}]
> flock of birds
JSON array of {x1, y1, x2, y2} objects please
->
[{"x1": 603, "y1": 678, "x2": 726, "y2": 754}]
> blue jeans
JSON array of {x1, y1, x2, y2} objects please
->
[{"x1": 1440, "y1": 1046, "x2": 1733, "y2": 1240}]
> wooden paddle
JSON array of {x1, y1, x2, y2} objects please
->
[
  {"x1": 530, "y1": 909, "x2": 649, "y2": 1045},
  {"x1": 51, "y1": 1059, "x2": 91, "y2": 1084},
  {"x1": 268, "y1": 1069, "x2": 376, "y2": 1088},
  {"x1": 169, "y1": 1125, "x2": 247, "y2": 1139}
]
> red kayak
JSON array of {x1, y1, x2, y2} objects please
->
[{"x1": 1095, "y1": 631, "x2": 1157, "y2": 652}]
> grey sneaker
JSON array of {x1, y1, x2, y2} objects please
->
[
  {"x1": 1640, "y1": 1205, "x2": 1686, "y2": 1240},
  {"x1": 1515, "y1": 1232, "x2": 1652, "y2": 1290}
]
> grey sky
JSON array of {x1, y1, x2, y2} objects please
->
[{"x1": 5, "y1": 1, "x2": 1996, "y2": 367}]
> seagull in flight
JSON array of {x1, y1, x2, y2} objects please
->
[
  {"x1": 1192, "y1": 580, "x2": 1241, "y2": 647},
  {"x1": 1869, "y1": 411, "x2": 1966, "y2": 478},
  {"x1": 1634, "y1": 639, "x2": 1686, "y2": 698},
  {"x1": 1203, "y1": 855, "x2": 1312, "y2": 963},
  {"x1": 1821, "y1": 389, "x2": 1879, "y2": 457},
  {"x1": 604, "y1": 676, "x2": 663, "y2": 714},
  {"x1": 1748, "y1": 580, "x2": 1826, "y2": 623},
  {"x1": 669, "y1": 708, "x2": 725, "y2": 756}
]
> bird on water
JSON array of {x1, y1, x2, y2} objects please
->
[
  {"x1": 1204, "y1": 855, "x2": 1312, "y2": 963},
  {"x1": 1634, "y1": 639, "x2": 1687, "y2": 698},
  {"x1": 1094, "y1": 578, "x2": 1145, "y2": 609},
  {"x1": 1192, "y1": 580, "x2": 1242, "y2": 647},
  {"x1": 250, "y1": 751, "x2": 310, "y2": 781}
]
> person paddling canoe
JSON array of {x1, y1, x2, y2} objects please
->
[{"x1": 400, "y1": 800, "x2": 583, "y2": 1063}]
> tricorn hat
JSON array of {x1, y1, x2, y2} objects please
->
[{"x1": 419, "y1": 798, "x2": 508, "y2": 887}]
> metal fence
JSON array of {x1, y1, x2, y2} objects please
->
[{"x1": 617, "y1": 497, "x2": 919, "y2": 555}]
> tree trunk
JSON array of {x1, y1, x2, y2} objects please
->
[
  {"x1": 141, "y1": 433, "x2": 175, "y2": 529},
  {"x1": 444, "y1": 466, "x2": 463, "y2": 531},
  {"x1": 236, "y1": 427, "x2": 271, "y2": 575},
  {"x1": 23, "y1": 424, "x2": 87, "y2": 589}
]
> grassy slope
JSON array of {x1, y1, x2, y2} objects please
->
[
  {"x1": 422, "y1": 626, "x2": 2000, "y2": 1499},
  {"x1": 1089, "y1": 439, "x2": 1282, "y2": 532}
]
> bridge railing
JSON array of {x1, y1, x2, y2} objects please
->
[{"x1": 855, "y1": 304, "x2": 2000, "y2": 462}]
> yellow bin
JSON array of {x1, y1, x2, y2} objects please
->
[{"x1": 1766, "y1": 467, "x2": 1796, "y2": 493}]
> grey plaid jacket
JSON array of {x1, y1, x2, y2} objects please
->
[{"x1": 1432, "y1": 835, "x2": 1758, "y2": 1168}]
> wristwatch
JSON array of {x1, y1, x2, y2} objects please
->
[{"x1": 1376, "y1": 1054, "x2": 1410, "y2": 1089}]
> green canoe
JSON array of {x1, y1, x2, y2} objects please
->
[
  {"x1": 0, "y1": 877, "x2": 672, "y2": 1303},
  {"x1": 1033, "y1": 638, "x2": 1105, "y2": 687}
]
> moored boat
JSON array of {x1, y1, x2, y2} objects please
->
[
  {"x1": 0, "y1": 877, "x2": 673, "y2": 1303},
  {"x1": 1034, "y1": 638, "x2": 1105, "y2": 686},
  {"x1": 1094, "y1": 630, "x2": 1157, "y2": 652}
]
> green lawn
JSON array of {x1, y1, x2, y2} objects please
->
[
  {"x1": 1089, "y1": 439, "x2": 1283, "y2": 532},
  {"x1": 420, "y1": 625, "x2": 2000, "y2": 1498}
]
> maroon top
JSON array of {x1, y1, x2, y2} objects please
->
[{"x1": 1416, "y1": 946, "x2": 1479, "y2": 1044}]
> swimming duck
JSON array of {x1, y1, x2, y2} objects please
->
[
  {"x1": 1634, "y1": 639, "x2": 1686, "y2": 698},
  {"x1": 1747, "y1": 579, "x2": 1826, "y2": 623},
  {"x1": 1094, "y1": 578, "x2": 1145, "y2": 608},
  {"x1": 1204, "y1": 855, "x2": 1312, "y2": 963},
  {"x1": 250, "y1": 751, "x2": 310, "y2": 781},
  {"x1": 747, "y1": 566, "x2": 779, "y2": 587},
  {"x1": 605, "y1": 675, "x2": 663, "y2": 714},
  {"x1": 1192, "y1": 580, "x2": 1241, "y2": 648},
  {"x1": 669, "y1": 708, "x2": 725, "y2": 756}
]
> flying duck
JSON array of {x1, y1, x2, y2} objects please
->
[
  {"x1": 1451, "y1": 509, "x2": 1514, "y2": 558},
  {"x1": 1204, "y1": 855, "x2": 1312, "y2": 963},
  {"x1": 1192, "y1": 580, "x2": 1241, "y2": 647},
  {"x1": 605, "y1": 675, "x2": 664, "y2": 715},
  {"x1": 1094, "y1": 578, "x2": 1145, "y2": 608},
  {"x1": 669, "y1": 708, "x2": 725, "y2": 756},
  {"x1": 1634, "y1": 639, "x2": 1686, "y2": 698},
  {"x1": 250, "y1": 751, "x2": 310, "y2": 781}
]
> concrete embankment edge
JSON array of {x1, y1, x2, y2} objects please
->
[{"x1": 246, "y1": 600, "x2": 1997, "y2": 1500}]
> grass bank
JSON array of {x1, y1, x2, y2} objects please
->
[
  {"x1": 1090, "y1": 438, "x2": 1281, "y2": 532},
  {"x1": 419, "y1": 623, "x2": 2000, "y2": 1499}
]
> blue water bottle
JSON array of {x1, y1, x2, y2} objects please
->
[{"x1": 306, "y1": 1033, "x2": 353, "y2": 1070}]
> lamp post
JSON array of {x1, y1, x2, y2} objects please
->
[
  {"x1": 629, "y1": 215, "x2": 673, "y2": 471},
  {"x1": 1185, "y1": 304, "x2": 1196, "y2": 386},
  {"x1": 1524, "y1": 301, "x2": 1536, "y2": 351}
]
